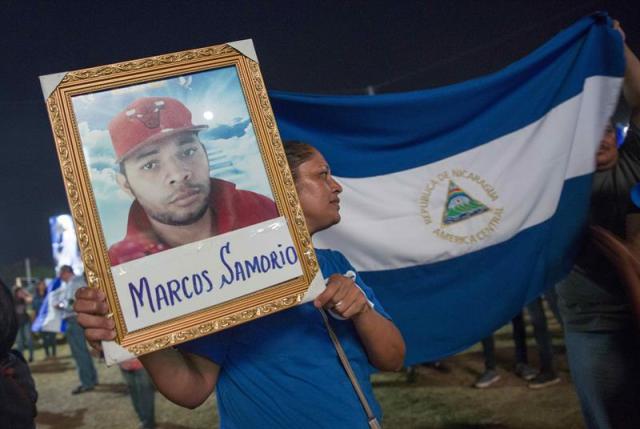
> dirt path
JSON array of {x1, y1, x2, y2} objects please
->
[
  {"x1": 31, "y1": 345, "x2": 217, "y2": 429},
  {"x1": 375, "y1": 347, "x2": 583, "y2": 429}
]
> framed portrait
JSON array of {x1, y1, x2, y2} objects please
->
[{"x1": 40, "y1": 40, "x2": 322, "y2": 355}]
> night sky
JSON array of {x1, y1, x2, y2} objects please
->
[{"x1": 1, "y1": 0, "x2": 638, "y2": 271}]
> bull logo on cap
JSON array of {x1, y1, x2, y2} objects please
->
[
  {"x1": 125, "y1": 99, "x2": 166, "y2": 129},
  {"x1": 109, "y1": 97, "x2": 207, "y2": 161}
]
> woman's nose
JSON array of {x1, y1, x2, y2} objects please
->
[{"x1": 330, "y1": 177, "x2": 343, "y2": 193}]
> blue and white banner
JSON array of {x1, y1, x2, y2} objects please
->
[
  {"x1": 32, "y1": 277, "x2": 67, "y2": 334},
  {"x1": 49, "y1": 214, "x2": 83, "y2": 276},
  {"x1": 270, "y1": 13, "x2": 625, "y2": 364}
]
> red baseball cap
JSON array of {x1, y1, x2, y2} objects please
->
[{"x1": 109, "y1": 97, "x2": 208, "y2": 161}]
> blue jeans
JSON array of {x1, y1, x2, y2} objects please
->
[
  {"x1": 525, "y1": 297, "x2": 555, "y2": 374},
  {"x1": 481, "y1": 300, "x2": 555, "y2": 374},
  {"x1": 121, "y1": 368, "x2": 156, "y2": 429},
  {"x1": 544, "y1": 288, "x2": 563, "y2": 325},
  {"x1": 65, "y1": 316, "x2": 97, "y2": 388},
  {"x1": 16, "y1": 320, "x2": 34, "y2": 361},
  {"x1": 565, "y1": 329, "x2": 640, "y2": 429},
  {"x1": 41, "y1": 331, "x2": 57, "y2": 357},
  {"x1": 481, "y1": 313, "x2": 527, "y2": 370}
]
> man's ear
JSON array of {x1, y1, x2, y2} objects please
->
[{"x1": 116, "y1": 173, "x2": 134, "y2": 198}]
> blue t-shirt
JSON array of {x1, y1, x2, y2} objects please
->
[{"x1": 178, "y1": 248, "x2": 391, "y2": 428}]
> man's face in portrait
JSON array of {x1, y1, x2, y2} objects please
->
[{"x1": 117, "y1": 131, "x2": 211, "y2": 226}]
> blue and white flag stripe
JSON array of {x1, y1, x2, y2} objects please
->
[
  {"x1": 270, "y1": 13, "x2": 624, "y2": 363},
  {"x1": 271, "y1": 14, "x2": 623, "y2": 178},
  {"x1": 313, "y1": 76, "x2": 620, "y2": 271}
]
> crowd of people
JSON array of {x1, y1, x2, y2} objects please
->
[
  {"x1": 1, "y1": 18, "x2": 639, "y2": 429},
  {"x1": 1, "y1": 268, "x2": 158, "y2": 429}
]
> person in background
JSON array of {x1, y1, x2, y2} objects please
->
[
  {"x1": 475, "y1": 296, "x2": 560, "y2": 389},
  {"x1": 555, "y1": 21, "x2": 640, "y2": 429},
  {"x1": 31, "y1": 280, "x2": 56, "y2": 360},
  {"x1": 13, "y1": 285, "x2": 34, "y2": 363},
  {"x1": 522, "y1": 297, "x2": 560, "y2": 389},
  {"x1": 1, "y1": 278, "x2": 38, "y2": 429},
  {"x1": 474, "y1": 312, "x2": 537, "y2": 388},
  {"x1": 56, "y1": 265, "x2": 98, "y2": 394}
]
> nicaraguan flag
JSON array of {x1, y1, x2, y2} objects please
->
[
  {"x1": 32, "y1": 277, "x2": 67, "y2": 334},
  {"x1": 270, "y1": 13, "x2": 625, "y2": 364}
]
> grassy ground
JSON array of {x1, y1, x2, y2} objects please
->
[{"x1": 31, "y1": 316, "x2": 584, "y2": 428}]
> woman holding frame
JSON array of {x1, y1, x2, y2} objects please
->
[{"x1": 74, "y1": 140, "x2": 406, "y2": 428}]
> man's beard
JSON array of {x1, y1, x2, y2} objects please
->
[
  {"x1": 148, "y1": 199, "x2": 210, "y2": 226},
  {"x1": 133, "y1": 182, "x2": 211, "y2": 226}
]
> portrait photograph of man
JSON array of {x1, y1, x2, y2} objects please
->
[{"x1": 72, "y1": 67, "x2": 279, "y2": 267}]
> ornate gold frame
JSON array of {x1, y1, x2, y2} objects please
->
[{"x1": 43, "y1": 42, "x2": 318, "y2": 355}]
